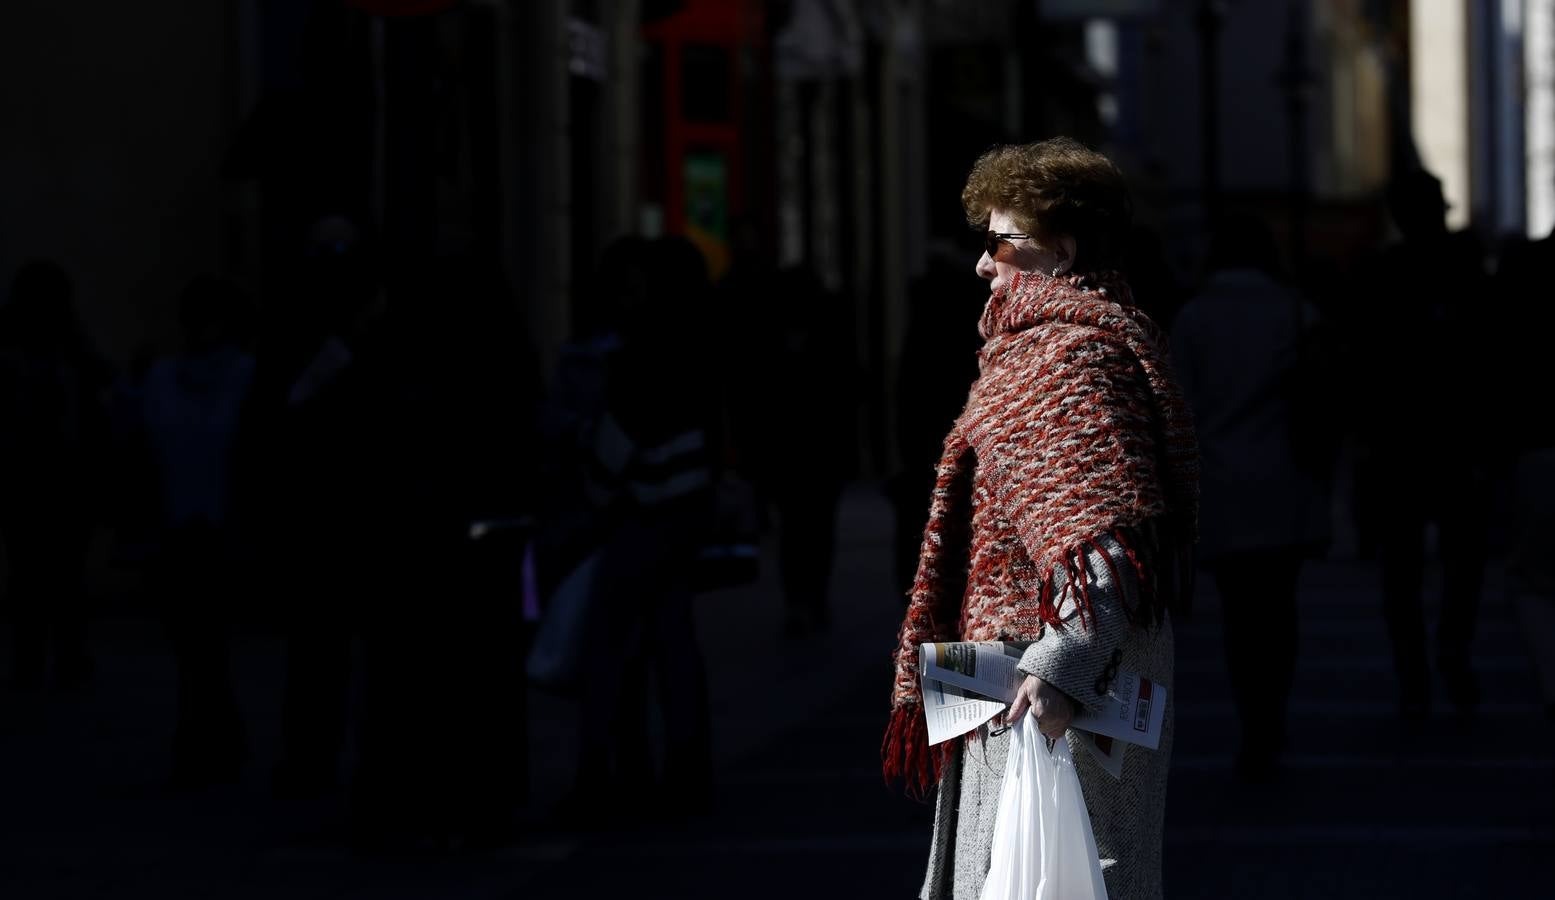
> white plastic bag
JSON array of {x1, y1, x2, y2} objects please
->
[
  {"x1": 980, "y1": 718, "x2": 1109, "y2": 900},
  {"x1": 524, "y1": 550, "x2": 602, "y2": 691}
]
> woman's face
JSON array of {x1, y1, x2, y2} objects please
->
[{"x1": 975, "y1": 208, "x2": 1073, "y2": 294}]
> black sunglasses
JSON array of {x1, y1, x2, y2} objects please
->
[{"x1": 985, "y1": 231, "x2": 1031, "y2": 261}]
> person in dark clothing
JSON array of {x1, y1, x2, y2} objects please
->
[
  {"x1": 348, "y1": 252, "x2": 542, "y2": 848},
  {"x1": 1352, "y1": 171, "x2": 1497, "y2": 718},
  {"x1": 552, "y1": 236, "x2": 717, "y2": 822},
  {"x1": 758, "y1": 266, "x2": 856, "y2": 636},
  {"x1": 0, "y1": 260, "x2": 110, "y2": 690}
]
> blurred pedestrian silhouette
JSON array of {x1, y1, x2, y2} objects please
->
[
  {"x1": 535, "y1": 236, "x2": 643, "y2": 593},
  {"x1": 348, "y1": 251, "x2": 541, "y2": 848},
  {"x1": 1351, "y1": 171, "x2": 1497, "y2": 718},
  {"x1": 714, "y1": 224, "x2": 855, "y2": 628},
  {"x1": 758, "y1": 265, "x2": 856, "y2": 636},
  {"x1": 1170, "y1": 213, "x2": 1331, "y2": 781},
  {"x1": 888, "y1": 246, "x2": 983, "y2": 598},
  {"x1": 0, "y1": 260, "x2": 111, "y2": 690},
  {"x1": 538, "y1": 236, "x2": 716, "y2": 823},
  {"x1": 138, "y1": 275, "x2": 257, "y2": 787},
  {"x1": 238, "y1": 215, "x2": 383, "y2": 796},
  {"x1": 702, "y1": 218, "x2": 774, "y2": 591}
]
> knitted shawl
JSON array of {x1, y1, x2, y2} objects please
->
[{"x1": 882, "y1": 269, "x2": 1199, "y2": 797}]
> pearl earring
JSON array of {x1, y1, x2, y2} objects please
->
[{"x1": 1051, "y1": 266, "x2": 1061, "y2": 277}]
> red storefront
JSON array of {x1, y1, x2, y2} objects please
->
[{"x1": 640, "y1": 0, "x2": 774, "y2": 279}]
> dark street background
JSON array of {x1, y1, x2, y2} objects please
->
[{"x1": 4, "y1": 1, "x2": 1555, "y2": 897}]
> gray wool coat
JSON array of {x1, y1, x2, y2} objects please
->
[{"x1": 918, "y1": 534, "x2": 1175, "y2": 900}]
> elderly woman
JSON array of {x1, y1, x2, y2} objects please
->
[{"x1": 883, "y1": 138, "x2": 1199, "y2": 900}]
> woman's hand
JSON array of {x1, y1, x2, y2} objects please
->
[{"x1": 1008, "y1": 674, "x2": 1074, "y2": 740}]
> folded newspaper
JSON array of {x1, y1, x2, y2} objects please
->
[{"x1": 918, "y1": 641, "x2": 1167, "y2": 779}]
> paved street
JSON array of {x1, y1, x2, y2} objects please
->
[{"x1": 3, "y1": 483, "x2": 1553, "y2": 898}]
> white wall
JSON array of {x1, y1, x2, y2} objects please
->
[
  {"x1": 1528, "y1": 0, "x2": 1555, "y2": 237},
  {"x1": 1411, "y1": 0, "x2": 1471, "y2": 229}
]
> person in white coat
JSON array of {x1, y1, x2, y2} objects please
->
[{"x1": 141, "y1": 275, "x2": 257, "y2": 786}]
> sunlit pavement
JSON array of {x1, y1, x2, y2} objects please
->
[{"x1": 2, "y1": 483, "x2": 1552, "y2": 898}]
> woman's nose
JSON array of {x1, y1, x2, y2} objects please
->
[{"x1": 975, "y1": 252, "x2": 996, "y2": 281}]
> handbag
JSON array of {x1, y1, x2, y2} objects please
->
[{"x1": 981, "y1": 718, "x2": 1109, "y2": 900}]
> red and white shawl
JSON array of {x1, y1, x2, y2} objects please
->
[{"x1": 882, "y1": 268, "x2": 1199, "y2": 797}]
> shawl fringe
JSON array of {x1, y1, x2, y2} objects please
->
[
  {"x1": 881, "y1": 703, "x2": 954, "y2": 801},
  {"x1": 880, "y1": 524, "x2": 1189, "y2": 794}
]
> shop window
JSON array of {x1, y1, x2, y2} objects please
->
[{"x1": 682, "y1": 43, "x2": 730, "y2": 122}]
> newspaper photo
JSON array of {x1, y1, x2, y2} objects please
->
[
  {"x1": 918, "y1": 642, "x2": 1028, "y2": 745},
  {"x1": 918, "y1": 641, "x2": 1168, "y2": 777}
]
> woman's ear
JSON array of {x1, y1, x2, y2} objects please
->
[{"x1": 1054, "y1": 234, "x2": 1077, "y2": 274}]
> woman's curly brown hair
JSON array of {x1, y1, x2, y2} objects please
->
[{"x1": 962, "y1": 137, "x2": 1132, "y2": 273}]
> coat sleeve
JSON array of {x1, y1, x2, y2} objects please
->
[{"x1": 1016, "y1": 532, "x2": 1140, "y2": 712}]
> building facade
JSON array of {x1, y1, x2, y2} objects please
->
[{"x1": 3, "y1": 0, "x2": 1550, "y2": 471}]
